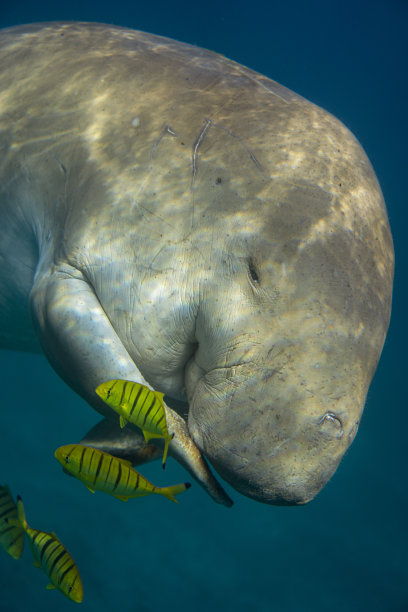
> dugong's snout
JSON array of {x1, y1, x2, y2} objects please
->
[
  {"x1": 189, "y1": 427, "x2": 346, "y2": 506},
  {"x1": 187, "y1": 366, "x2": 361, "y2": 505}
]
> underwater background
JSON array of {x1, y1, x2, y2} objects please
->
[{"x1": 0, "y1": 0, "x2": 406, "y2": 610}]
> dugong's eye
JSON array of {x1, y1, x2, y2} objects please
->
[
  {"x1": 247, "y1": 257, "x2": 260, "y2": 284},
  {"x1": 319, "y1": 412, "x2": 343, "y2": 438}
]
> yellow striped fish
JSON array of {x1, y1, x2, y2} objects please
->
[
  {"x1": 15, "y1": 497, "x2": 83, "y2": 603},
  {"x1": 95, "y1": 380, "x2": 173, "y2": 468},
  {"x1": 55, "y1": 444, "x2": 190, "y2": 503},
  {"x1": 0, "y1": 485, "x2": 24, "y2": 559}
]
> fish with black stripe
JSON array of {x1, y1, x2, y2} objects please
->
[
  {"x1": 0, "y1": 484, "x2": 24, "y2": 559},
  {"x1": 95, "y1": 380, "x2": 173, "y2": 468},
  {"x1": 11, "y1": 496, "x2": 83, "y2": 603},
  {"x1": 55, "y1": 444, "x2": 191, "y2": 503}
]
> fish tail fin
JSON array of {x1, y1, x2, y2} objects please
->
[
  {"x1": 16, "y1": 496, "x2": 28, "y2": 530},
  {"x1": 158, "y1": 482, "x2": 191, "y2": 503}
]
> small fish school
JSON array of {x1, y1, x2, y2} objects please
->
[
  {"x1": 0, "y1": 485, "x2": 24, "y2": 560},
  {"x1": 0, "y1": 486, "x2": 83, "y2": 603},
  {"x1": 0, "y1": 381, "x2": 191, "y2": 603}
]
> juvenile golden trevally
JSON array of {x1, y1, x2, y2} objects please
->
[
  {"x1": 13, "y1": 497, "x2": 83, "y2": 603},
  {"x1": 95, "y1": 380, "x2": 173, "y2": 468},
  {"x1": 55, "y1": 444, "x2": 191, "y2": 503},
  {"x1": 0, "y1": 484, "x2": 24, "y2": 559}
]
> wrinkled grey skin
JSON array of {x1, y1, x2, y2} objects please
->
[{"x1": 0, "y1": 23, "x2": 394, "y2": 506}]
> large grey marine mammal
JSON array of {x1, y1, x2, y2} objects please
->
[{"x1": 0, "y1": 22, "x2": 394, "y2": 506}]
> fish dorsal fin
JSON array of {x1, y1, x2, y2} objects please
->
[
  {"x1": 119, "y1": 416, "x2": 128, "y2": 429},
  {"x1": 85, "y1": 485, "x2": 95, "y2": 493}
]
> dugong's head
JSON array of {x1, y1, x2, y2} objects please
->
[{"x1": 183, "y1": 114, "x2": 393, "y2": 505}]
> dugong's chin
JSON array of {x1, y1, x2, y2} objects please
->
[{"x1": 204, "y1": 454, "x2": 340, "y2": 506}]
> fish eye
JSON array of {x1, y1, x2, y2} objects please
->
[{"x1": 64, "y1": 456, "x2": 70, "y2": 463}]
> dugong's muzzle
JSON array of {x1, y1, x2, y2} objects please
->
[{"x1": 187, "y1": 362, "x2": 361, "y2": 505}]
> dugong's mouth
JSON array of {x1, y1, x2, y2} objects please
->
[{"x1": 185, "y1": 360, "x2": 357, "y2": 506}]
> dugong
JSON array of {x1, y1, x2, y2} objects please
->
[{"x1": 0, "y1": 22, "x2": 393, "y2": 505}]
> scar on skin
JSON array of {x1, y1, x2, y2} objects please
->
[
  {"x1": 149, "y1": 125, "x2": 178, "y2": 162},
  {"x1": 50, "y1": 154, "x2": 67, "y2": 174},
  {"x1": 210, "y1": 120, "x2": 264, "y2": 174},
  {"x1": 191, "y1": 117, "x2": 264, "y2": 181},
  {"x1": 230, "y1": 64, "x2": 292, "y2": 104},
  {"x1": 192, "y1": 118, "x2": 212, "y2": 181}
]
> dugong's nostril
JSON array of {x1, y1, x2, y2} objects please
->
[{"x1": 319, "y1": 412, "x2": 344, "y2": 438}]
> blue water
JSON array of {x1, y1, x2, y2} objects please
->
[{"x1": 0, "y1": 1, "x2": 407, "y2": 610}]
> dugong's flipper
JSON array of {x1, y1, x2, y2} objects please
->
[
  {"x1": 80, "y1": 416, "x2": 233, "y2": 507},
  {"x1": 31, "y1": 271, "x2": 232, "y2": 507}
]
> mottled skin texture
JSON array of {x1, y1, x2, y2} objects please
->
[{"x1": 0, "y1": 23, "x2": 393, "y2": 505}]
